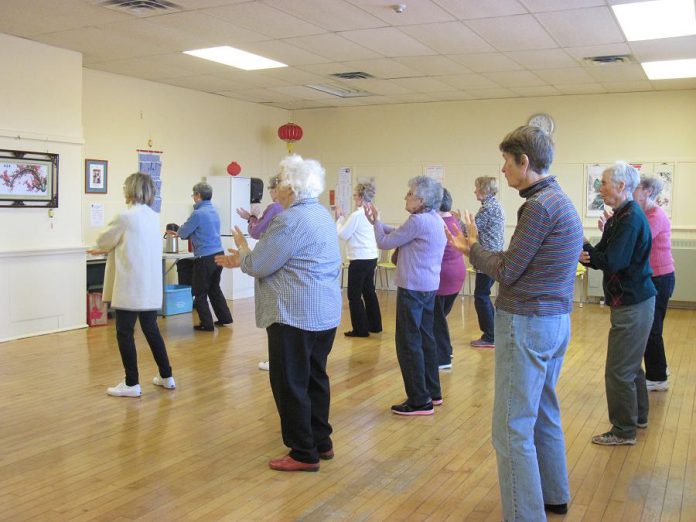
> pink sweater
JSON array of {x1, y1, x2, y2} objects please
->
[{"x1": 646, "y1": 206, "x2": 675, "y2": 277}]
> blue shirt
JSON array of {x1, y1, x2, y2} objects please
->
[
  {"x1": 177, "y1": 200, "x2": 223, "y2": 257},
  {"x1": 239, "y1": 198, "x2": 342, "y2": 331}
]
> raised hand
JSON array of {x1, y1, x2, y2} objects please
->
[
  {"x1": 236, "y1": 207, "x2": 252, "y2": 221},
  {"x1": 597, "y1": 208, "x2": 612, "y2": 232},
  {"x1": 215, "y1": 249, "x2": 241, "y2": 269},
  {"x1": 364, "y1": 202, "x2": 379, "y2": 225},
  {"x1": 233, "y1": 226, "x2": 249, "y2": 250},
  {"x1": 445, "y1": 224, "x2": 470, "y2": 256},
  {"x1": 463, "y1": 210, "x2": 478, "y2": 245}
]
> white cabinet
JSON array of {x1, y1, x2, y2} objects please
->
[{"x1": 219, "y1": 235, "x2": 257, "y2": 300}]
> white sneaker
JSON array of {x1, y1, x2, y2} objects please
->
[
  {"x1": 258, "y1": 361, "x2": 270, "y2": 371},
  {"x1": 153, "y1": 375, "x2": 176, "y2": 389},
  {"x1": 646, "y1": 379, "x2": 669, "y2": 392},
  {"x1": 438, "y1": 363, "x2": 452, "y2": 370},
  {"x1": 107, "y1": 381, "x2": 141, "y2": 397}
]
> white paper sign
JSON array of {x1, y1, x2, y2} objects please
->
[
  {"x1": 424, "y1": 165, "x2": 444, "y2": 184},
  {"x1": 90, "y1": 203, "x2": 105, "y2": 227},
  {"x1": 337, "y1": 167, "x2": 352, "y2": 214}
]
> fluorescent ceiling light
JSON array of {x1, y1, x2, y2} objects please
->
[
  {"x1": 183, "y1": 46, "x2": 286, "y2": 71},
  {"x1": 642, "y1": 58, "x2": 696, "y2": 79},
  {"x1": 612, "y1": 0, "x2": 696, "y2": 41}
]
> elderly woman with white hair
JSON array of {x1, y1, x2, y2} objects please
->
[
  {"x1": 216, "y1": 155, "x2": 342, "y2": 472},
  {"x1": 365, "y1": 176, "x2": 446, "y2": 416},
  {"x1": 336, "y1": 181, "x2": 382, "y2": 338},
  {"x1": 581, "y1": 161, "x2": 656, "y2": 446}
]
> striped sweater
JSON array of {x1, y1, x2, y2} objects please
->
[{"x1": 470, "y1": 176, "x2": 583, "y2": 316}]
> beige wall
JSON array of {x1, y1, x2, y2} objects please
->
[
  {"x1": 294, "y1": 91, "x2": 696, "y2": 235},
  {"x1": 82, "y1": 69, "x2": 289, "y2": 245}
]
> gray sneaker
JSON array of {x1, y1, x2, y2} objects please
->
[{"x1": 592, "y1": 432, "x2": 636, "y2": 446}]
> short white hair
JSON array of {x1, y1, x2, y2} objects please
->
[
  {"x1": 278, "y1": 154, "x2": 325, "y2": 199},
  {"x1": 605, "y1": 161, "x2": 640, "y2": 197}
]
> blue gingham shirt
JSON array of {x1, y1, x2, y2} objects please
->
[{"x1": 239, "y1": 197, "x2": 342, "y2": 331}]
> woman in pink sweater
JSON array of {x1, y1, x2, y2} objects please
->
[{"x1": 634, "y1": 175, "x2": 675, "y2": 392}]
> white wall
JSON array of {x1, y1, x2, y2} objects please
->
[{"x1": 294, "y1": 91, "x2": 696, "y2": 237}]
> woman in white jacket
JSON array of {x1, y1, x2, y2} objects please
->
[
  {"x1": 336, "y1": 181, "x2": 382, "y2": 337},
  {"x1": 91, "y1": 172, "x2": 175, "y2": 397}
]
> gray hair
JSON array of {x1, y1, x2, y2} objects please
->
[
  {"x1": 123, "y1": 172, "x2": 155, "y2": 206},
  {"x1": 499, "y1": 125, "x2": 554, "y2": 175},
  {"x1": 192, "y1": 182, "x2": 213, "y2": 200},
  {"x1": 475, "y1": 176, "x2": 499, "y2": 196},
  {"x1": 605, "y1": 161, "x2": 640, "y2": 197},
  {"x1": 638, "y1": 175, "x2": 664, "y2": 202},
  {"x1": 277, "y1": 154, "x2": 325, "y2": 199},
  {"x1": 355, "y1": 181, "x2": 376, "y2": 203},
  {"x1": 408, "y1": 176, "x2": 443, "y2": 212},
  {"x1": 268, "y1": 175, "x2": 280, "y2": 189}
]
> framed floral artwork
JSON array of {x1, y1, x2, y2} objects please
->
[
  {"x1": 85, "y1": 159, "x2": 108, "y2": 194},
  {"x1": 0, "y1": 149, "x2": 59, "y2": 207}
]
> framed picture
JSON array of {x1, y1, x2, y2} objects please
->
[
  {"x1": 1, "y1": 149, "x2": 59, "y2": 208},
  {"x1": 85, "y1": 159, "x2": 108, "y2": 194}
]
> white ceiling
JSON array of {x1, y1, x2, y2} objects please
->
[{"x1": 2, "y1": 0, "x2": 696, "y2": 109}]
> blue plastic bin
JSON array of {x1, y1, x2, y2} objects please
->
[{"x1": 161, "y1": 284, "x2": 193, "y2": 316}]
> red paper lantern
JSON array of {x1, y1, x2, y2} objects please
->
[
  {"x1": 227, "y1": 161, "x2": 241, "y2": 176},
  {"x1": 278, "y1": 122, "x2": 303, "y2": 153}
]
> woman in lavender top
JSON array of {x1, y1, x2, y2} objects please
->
[
  {"x1": 365, "y1": 176, "x2": 447, "y2": 416},
  {"x1": 435, "y1": 188, "x2": 466, "y2": 369},
  {"x1": 236, "y1": 175, "x2": 283, "y2": 240},
  {"x1": 237, "y1": 175, "x2": 283, "y2": 371}
]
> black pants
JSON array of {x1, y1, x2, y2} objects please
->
[
  {"x1": 192, "y1": 252, "x2": 233, "y2": 328},
  {"x1": 115, "y1": 309, "x2": 172, "y2": 386},
  {"x1": 474, "y1": 272, "x2": 495, "y2": 342},
  {"x1": 644, "y1": 272, "x2": 675, "y2": 381},
  {"x1": 267, "y1": 323, "x2": 336, "y2": 464},
  {"x1": 434, "y1": 293, "x2": 458, "y2": 365},
  {"x1": 347, "y1": 258, "x2": 382, "y2": 335}
]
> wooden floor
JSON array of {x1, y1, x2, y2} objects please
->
[{"x1": 1, "y1": 292, "x2": 696, "y2": 521}]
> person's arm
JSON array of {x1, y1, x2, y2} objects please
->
[
  {"x1": 95, "y1": 213, "x2": 125, "y2": 252},
  {"x1": 248, "y1": 203, "x2": 282, "y2": 239},
  {"x1": 176, "y1": 211, "x2": 199, "y2": 240},
  {"x1": 336, "y1": 210, "x2": 360, "y2": 241},
  {"x1": 373, "y1": 216, "x2": 418, "y2": 251},
  {"x1": 470, "y1": 200, "x2": 550, "y2": 285},
  {"x1": 584, "y1": 218, "x2": 640, "y2": 273}
]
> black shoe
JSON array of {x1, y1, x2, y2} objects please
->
[
  {"x1": 544, "y1": 503, "x2": 568, "y2": 515},
  {"x1": 193, "y1": 325, "x2": 214, "y2": 332},
  {"x1": 344, "y1": 331, "x2": 369, "y2": 338},
  {"x1": 369, "y1": 328, "x2": 382, "y2": 333},
  {"x1": 390, "y1": 401, "x2": 434, "y2": 416},
  {"x1": 214, "y1": 320, "x2": 233, "y2": 326}
]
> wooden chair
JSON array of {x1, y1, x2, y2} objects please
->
[{"x1": 376, "y1": 249, "x2": 396, "y2": 289}]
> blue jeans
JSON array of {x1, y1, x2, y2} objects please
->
[
  {"x1": 395, "y1": 287, "x2": 441, "y2": 405},
  {"x1": 493, "y1": 310, "x2": 571, "y2": 522},
  {"x1": 474, "y1": 273, "x2": 495, "y2": 342}
]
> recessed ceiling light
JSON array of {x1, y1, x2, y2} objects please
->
[
  {"x1": 642, "y1": 58, "x2": 696, "y2": 79},
  {"x1": 183, "y1": 46, "x2": 286, "y2": 71},
  {"x1": 612, "y1": 0, "x2": 696, "y2": 41}
]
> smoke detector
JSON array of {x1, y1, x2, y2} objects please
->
[{"x1": 393, "y1": 4, "x2": 406, "y2": 14}]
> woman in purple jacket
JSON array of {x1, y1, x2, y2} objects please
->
[
  {"x1": 365, "y1": 176, "x2": 447, "y2": 416},
  {"x1": 435, "y1": 188, "x2": 466, "y2": 370}
]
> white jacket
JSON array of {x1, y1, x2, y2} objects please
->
[{"x1": 97, "y1": 204, "x2": 163, "y2": 311}]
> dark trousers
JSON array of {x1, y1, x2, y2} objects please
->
[
  {"x1": 395, "y1": 287, "x2": 441, "y2": 406},
  {"x1": 474, "y1": 272, "x2": 495, "y2": 342},
  {"x1": 192, "y1": 252, "x2": 233, "y2": 328},
  {"x1": 266, "y1": 323, "x2": 336, "y2": 464},
  {"x1": 115, "y1": 309, "x2": 172, "y2": 386},
  {"x1": 644, "y1": 272, "x2": 675, "y2": 382},
  {"x1": 434, "y1": 293, "x2": 458, "y2": 365},
  {"x1": 347, "y1": 258, "x2": 382, "y2": 335}
]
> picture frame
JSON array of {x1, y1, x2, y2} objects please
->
[
  {"x1": 85, "y1": 159, "x2": 108, "y2": 194},
  {"x1": 1, "y1": 149, "x2": 59, "y2": 208}
]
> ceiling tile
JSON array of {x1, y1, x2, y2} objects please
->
[
  {"x1": 483, "y1": 70, "x2": 547, "y2": 87},
  {"x1": 505, "y1": 49, "x2": 578, "y2": 69},
  {"x1": 160, "y1": 74, "x2": 253, "y2": 93},
  {"x1": 466, "y1": 88, "x2": 519, "y2": 99},
  {"x1": 281, "y1": 33, "x2": 380, "y2": 61},
  {"x1": 345, "y1": 0, "x2": 455, "y2": 25},
  {"x1": 564, "y1": 43, "x2": 632, "y2": 60},
  {"x1": 519, "y1": 0, "x2": 605, "y2": 12},
  {"x1": 206, "y1": 2, "x2": 326, "y2": 38},
  {"x1": 393, "y1": 56, "x2": 472, "y2": 76},
  {"x1": 555, "y1": 83, "x2": 607, "y2": 94},
  {"x1": 510, "y1": 85, "x2": 562, "y2": 96},
  {"x1": 601, "y1": 80, "x2": 654, "y2": 93},
  {"x1": 390, "y1": 93, "x2": 443, "y2": 103},
  {"x1": 338, "y1": 79, "x2": 413, "y2": 95},
  {"x1": 252, "y1": 67, "x2": 330, "y2": 86},
  {"x1": 389, "y1": 77, "x2": 457, "y2": 92},
  {"x1": 300, "y1": 58, "x2": 421, "y2": 79},
  {"x1": 629, "y1": 36, "x2": 696, "y2": 62},
  {"x1": 263, "y1": 0, "x2": 386, "y2": 31},
  {"x1": 536, "y1": 7, "x2": 624, "y2": 47},
  {"x1": 534, "y1": 67, "x2": 596, "y2": 83},
  {"x1": 650, "y1": 78, "x2": 696, "y2": 90},
  {"x1": 585, "y1": 63, "x2": 647, "y2": 82},
  {"x1": 431, "y1": 91, "x2": 474, "y2": 101},
  {"x1": 432, "y1": 0, "x2": 528, "y2": 19},
  {"x1": 86, "y1": 57, "x2": 195, "y2": 81},
  {"x1": 438, "y1": 74, "x2": 502, "y2": 89},
  {"x1": 145, "y1": 12, "x2": 270, "y2": 47},
  {"x1": 448, "y1": 53, "x2": 524, "y2": 72},
  {"x1": 465, "y1": 15, "x2": 559, "y2": 51},
  {"x1": 340, "y1": 27, "x2": 436, "y2": 57},
  {"x1": 272, "y1": 85, "x2": 338, "y2": 100},
  {"x1": 242, "y1": 40, "x2": 331, "y2": 66},
  {"x1": 400, "y1": 22, "x2": 495, "y2": 54}
]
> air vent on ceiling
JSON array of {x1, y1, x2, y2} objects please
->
[
  {"x1": 305, "y1": 83, "x2": 373, "y2": 98},
  {"x1": 582, "y1": 54, "x2": 634, "y2": 65},
  {"x1": 330, "y1": 71, "x2": 374, "y2": 80},
  {"x1": 96, "y1": 0, "x2": 181, "y2": 16}
]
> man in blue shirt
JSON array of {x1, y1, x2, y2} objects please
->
[{"x1": 175, "y1": 182, "x2": 233, "y2": 331}]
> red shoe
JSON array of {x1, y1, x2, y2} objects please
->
[
  {"x1": 268, "y1": 455, "x2": 319, "y2": 472},
  {"x1": 318, "y1": 449, "x2": 334, "y2": 460}
]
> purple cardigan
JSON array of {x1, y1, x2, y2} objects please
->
[
  {"x1": 374, "y1": 210, "x2": 446, "y2": 292},
  {"x1": 248, "y1": 202, "x2": 283, "y2": 239}
]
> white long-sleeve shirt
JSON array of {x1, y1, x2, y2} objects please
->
[{"x1": 336, "y1": 208, "x2": 379, "y2": 261}]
